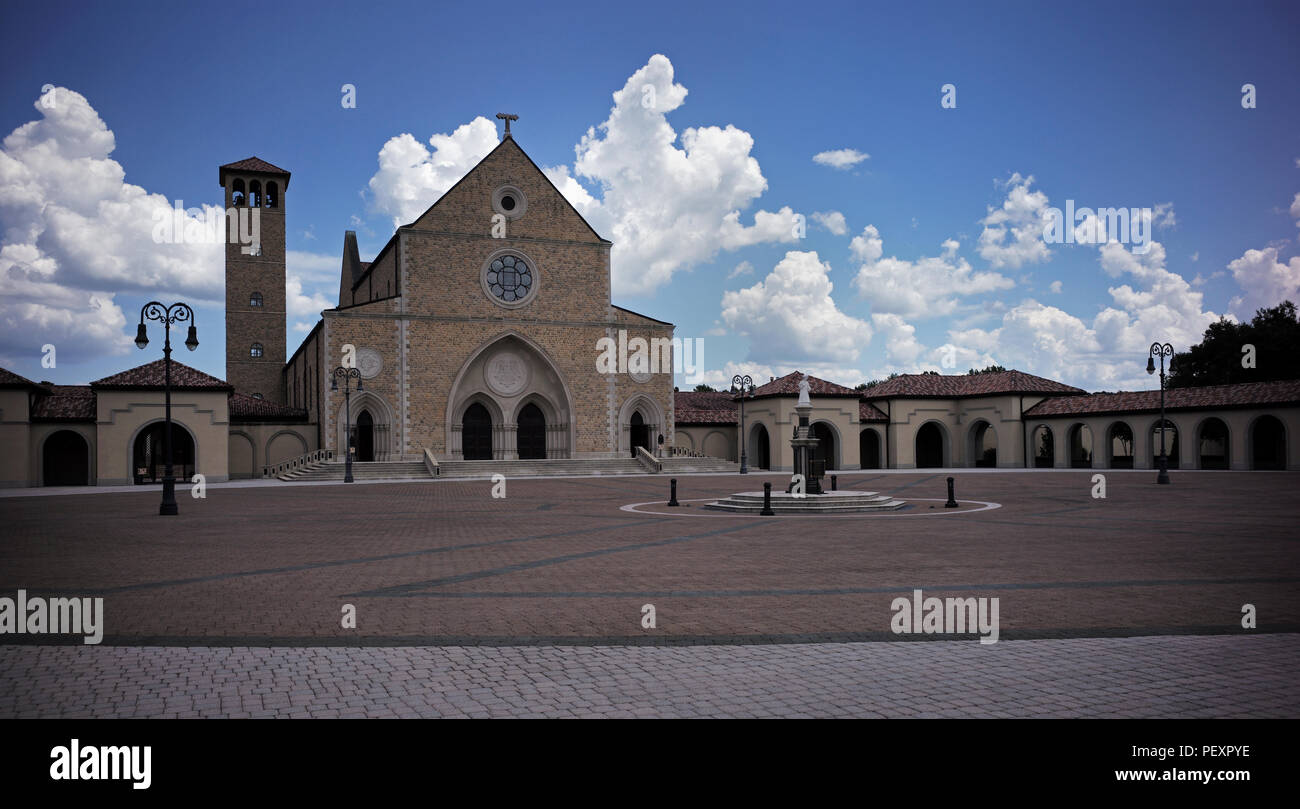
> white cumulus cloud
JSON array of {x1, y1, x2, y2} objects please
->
[
  {"x1": 812, "y1": 149, "x2": 869, "y2": 170},
  {"x1": 0, "y1": 87, "x2": 226, "y2": 366},
  {"x1": 812, "y1": 210, "x2": 848, "y2": 236},
  {"x1": 977, "y1": 173, "x2": 1052, "y2": 269},
  {"x1": 850, "y1": 225, "x2": 1014, "y2": 319},
  {"x1": 366, "y1": 117, "x2": 500, "y2": 229}
]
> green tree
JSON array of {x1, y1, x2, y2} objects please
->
[
  {"x1": 1168, "y1": 301, "x2": 1300, "y2": 387},
  {"x1": 692, "y1": 383, "x2": 717, "y2": 392},
  {"x1": 967, "y1": 364, "x2": 1007, "y2": 375}
]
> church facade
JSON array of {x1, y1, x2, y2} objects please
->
[{"x1": 247, "y1": 131, "x2": 676, "y2": 466}]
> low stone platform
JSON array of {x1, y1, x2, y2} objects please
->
[{"x1": 704, "y1": 489, "x2": 906, "y2": 513}]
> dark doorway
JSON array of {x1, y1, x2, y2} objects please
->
[
  {"x1": 133, "y1": 422, "x2": 195, "y2": 483},
  {"x1": 518, "y1": 403, "x2": 546, "y2": 460},
  {"x1": 463, "y1": 403, "x2": 493, "y2": 460},
  {"x1": 630, "y1": 411, "x2": 650, "y2": 457},
  {"x1": 1198, "y1": 418, "x2": 1229, "y2": 469},
  {"x1": 1252, "y1": 415, "x2": 1286, "y2": 470},
  {"x1": 811, "y1": 422, "x2": 836, "y2": 470},
  {"x1": 1069, "y1": 424, "x2": 1093, "y2": 468},
  {"x1": 916, "y1": 423, "x2": 944, "y2": 468},
  {"x1": 1151, "y1": 420, "x2": 1179, "y2": 469},
  {"x1": 43, "y1": 430, "x2": 89, "y2": 486},
  {"x1": 355, "y1": 410, "x2": 375, "y2": 462},
  {"x1": 859, "y1": 429, "x2": 881, "y2": 469},
  {"x1": 1108, "y1": 422, "x2": 1134, "y2": 469},
  {"x1": 750, "y1": 424, "x2": 771, "y2": 470},
  {"x1": 1033, "y1": 426, "x2": 1054, "y2": 467},
  {"x1": 972, "y1": 422, "x2": 997, "y2": 467}
]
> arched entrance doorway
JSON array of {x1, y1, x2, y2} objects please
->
[
  {"x1": 750, "y1": 423, "x2": 771, "y2": 470},
  {"x1": 1197, "y1": 418, "x2": 1229, "y2": 469},
  {"x1": 859, "y1": 428, "x2": 881, "y2": 469},
  {"x1": 1032, "y1": 425, "x2": 1054, "y2": 467},
  {"x1": 630, "y1": 411, "x2": 650, "y2": 457},
  {"x1": 1069, "y1": 424, "x2": 1093, "y2": 468},
  {"x1": 1151, "y1": 419, "x2": 1179, "y2": 469},
  {"x1": 1251, "y1": 415, "x2": 1286, "y2": 470},
  {"x1": 915, "y1": 423, "x2": 944, "y2": 468},
  {"x1": 463, "y1": 403, "x2": 493, "y2": 460},
  {"x1": 811, "y1": 422, "x2": 836, "y2": 470},
  {"x1": 133, "y1": 422, "x2": 195, "y2": 483},
  {"x1": 518, "y1": 403, "x2": 546, "y2": 460},
  {"x1": 355, "y1": 410, "x2": 375, "y2": 462},
  {"x1": 971, "y1": 421, "x2": 997, "y2": 467},
  {"x1": 43, "y1": 430, "x2": 89, "y2": 486},
  {"x1": 1108, "y1": 422, "x2": 1134, "y2": 468}
]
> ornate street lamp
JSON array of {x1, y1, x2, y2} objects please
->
[
  {"x1": 731, "y1": 374, "x2": 756, "y2": 474},
  {"x1": 331, "y1": 366, "x2": 363, "y2": 483},
  {"x1": 1147, "y1": 342, "x2": 1174, "y2": 485},
  {"x1": 135, "y1": 301, "x2": 198, "y2": 516}
]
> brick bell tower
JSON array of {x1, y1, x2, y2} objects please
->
[{"x1": 219, "y1": 157, "x2": 290, "y2": 403}]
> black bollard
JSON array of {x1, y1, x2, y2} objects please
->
[
  {"x1": 668, "y1": 478, "x2": 679, "y2": 507},
  {"x1": 944, "y1": 476, "x2": 959, "y2": 508},
  {"x1": 831, "y1": 474, "x2": 838, "y2": 491},
  {"x1": 760, "y1": 481, "x2": 775, "y2": 516}
]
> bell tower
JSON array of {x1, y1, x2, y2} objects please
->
[{"x1": 219, "y1": 157, "x2": 289, "y2": 403}]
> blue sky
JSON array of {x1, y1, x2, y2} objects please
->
[{"x1": 1, "y1": 0, "x2": 1297, "y2": 391}]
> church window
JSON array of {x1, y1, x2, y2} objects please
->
[
  {"x1": 486, "y1": 253, "x2": 534, "y2": 304},
  {"x1": 265, "y1": 181, "x2": 278, "y2": 208},
  {"x1": 249, "y1": 180, "x2": 262, "y2": 207},
  {"x1": 250, "y1": 343, "x2": 263, "y2": 358},
  {"x1": 250, "y1": 291, "x2": 263, "y2": 307},
  {"x1": 492, "y1": 184, "x2": 527, "y2": 219},
  {"x1": 232, "y1": 179, "x2": 246, "y2": 207}
]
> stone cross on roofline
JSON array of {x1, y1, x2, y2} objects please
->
[{"x1": 496, "y1": 112, "x2": 519, "y2": 139}]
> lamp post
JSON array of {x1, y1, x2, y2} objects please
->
[
  {"x1": 731, "y1": 374, "x2": 756, "y2": 474},
  {"x1": 1146, "y1": 342, "x2": 1174, "y2": 485},
  {"x1": 331, "y1": 366, "x2": 363, "y2": 483},
  {"x1": 135, "y1": 301, "x2": 198, "y2": 516}
]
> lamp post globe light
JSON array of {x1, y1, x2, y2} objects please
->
[
  {"x1": 1147, "y1": 341, "x2": 1174, "y2": 485},
  {"x1": 731, "y1": 374, "x2": 756, "y2": 474},
  {"x1": 331, "y1": 366, "x2": 363, "y2": 483},
  {"x1": 135, "y1": 301, "x2": 198, "y2": 516}
]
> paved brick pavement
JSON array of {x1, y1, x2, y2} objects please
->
[
  {"x1": 1, "y1": 635, "x2": 1293, "y2": 718},
  {"x1": 0, "y1": 471, "x2": 1296, "y2": 642},
  {"x1": 1, "y1": 471, "x2": 1296, "y2": 717}
]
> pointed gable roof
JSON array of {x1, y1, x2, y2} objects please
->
[
  {"x1": 219, "y1": 156, "x2": 291, "y2": 188},
  {"x1": 92, "y1": 359, "x2": 233, "y2": 392},
  {"x1": 404, "y1": 136, "x2": 607, "y2": 243},
  {"x1": 752, "y1": 371, "x2": 861, "y2": 399}
]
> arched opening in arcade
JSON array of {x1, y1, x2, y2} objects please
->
[{"x1": 43, "y1": 430, "x2": 90, "y2": 486}]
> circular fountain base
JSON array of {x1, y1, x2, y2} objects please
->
[{"x1": 704, "y1": 490, "x2": 906, "y2": 514}]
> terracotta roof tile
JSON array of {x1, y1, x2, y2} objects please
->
[
  {"x1": 860, "y1": 401, "x2": 888, "y2": 421},
  {"x1": 229, "y1": 392, "x2": 307, "y2": 420},
  {"x1": 1024, "y1": 379, "x2": 1300, "y2": 417},
  {"x1": 752, "y1": 371, "x2": 860, "y2": 398},
  {"x1": 219, "y1": 156, "x2": 290, "y2": 175},
  {"x1": 863, "y1": 370, "x2": 1086, "y2": 398},
  {"x1": 674, "y1": 391, "x2": 737, "y2": 424},
  {"x1": 31, "y1": 385, "x2": 96, "y2": 420},
  {"x1": 0, "y1": 367, "x2": 39, "y2": 388},
  {"x1": 92, "y1": 359, "x2": 232, "y2": 391}
]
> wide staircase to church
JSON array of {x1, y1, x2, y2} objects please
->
[{"x1": 276, "y1": 455, "x2": 738, "y2": 481}]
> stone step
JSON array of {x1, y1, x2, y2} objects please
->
[
  {"x1": 438, "y1": 459, "x2": 647, "y2": 478},
  {"x1": 281, "y1": 462, "x2": 430, "y2": 481},
  {"x1": 704, "y1": 500, "x2": 907, "y2": 513},
  {"x1": 704, "y1": 490, "x2": 907, "y2": 513}
]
